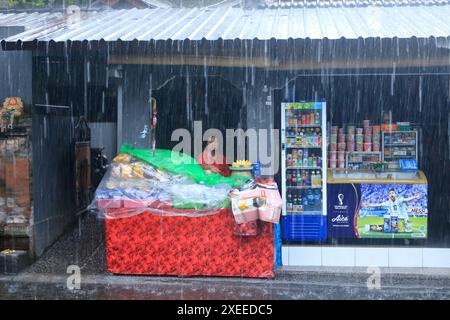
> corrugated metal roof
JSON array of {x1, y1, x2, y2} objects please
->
[
  {"x1": 1, "y1": 5, "x2": 450, "y2": 43},
  {"x1": 265, "y1": 0, "x2": 450, "y2": 8}
]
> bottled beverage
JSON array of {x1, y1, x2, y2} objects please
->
[
  {"x1": 315, "y1": 111, "x2": 320, "y2": 125},
  {"x1": 287, "y1": 193, "x2": 292, "y2": 210},
  {"x1": 317, "y1": 171, "x2": 322, "y2": 186},
  {"x1": 311, "y1": 171, "x2": 317, "y2": 187},
  {"x1": 307, "y1": 189, "x2": 314, "y2": 211},
  {"x1": 298, "y1": 149, "x2": 303, "y2": 166},
  {"x1": 301, "y1": 171, "x2": 306, "y2": 186},
  {"x1": 306, "y1": 171, "x2": 311, "y2": 186},
  {"x1": 292, "y1": 171, "x2": 297, "y2": 185},
  {"x1": 303, "y1": 149, "x2": 309, "y2": 166},
  {"x1": 317, "y1": 129, "x2": 322, "y2": 147},
  {"x1": 310, "y1": 111, "x2": 314, "y2": 124},
  {"x1": 308, "y1": 156, "x2": 313, "y2": 167},
  {"x1": 302, "y1": 193, "x2": 309, "y2": 211},
  {"x1": 314, "y1": 189, "x2": 321, "y2": 211}
]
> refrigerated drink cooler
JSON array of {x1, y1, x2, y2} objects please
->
[{"x1": 281, "y1": 101, "x2": 327, "y2": 241}]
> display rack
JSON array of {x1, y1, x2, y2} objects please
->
[
  {"x1": 345, "y1": 151, "x2": 382, "y2": 170},
  {"x1": 382, "y1": 130, "x2": 418, "y2": 169}
]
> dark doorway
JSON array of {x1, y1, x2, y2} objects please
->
[{"x1": 152, "y1": 75, "x2": 246, "y2": 159}]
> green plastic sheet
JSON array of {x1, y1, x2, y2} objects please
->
[{"x1": 119, "y1": 144, "x2": 249, "y2": 188}]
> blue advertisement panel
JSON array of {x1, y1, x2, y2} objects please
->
[{"x1": 328, "y1": 183, "x2": 428, "y2": 239}]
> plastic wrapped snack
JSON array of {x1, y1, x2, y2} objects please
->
[{"x1": 90, "y1": 146, "x2": 243, "y2": 219}]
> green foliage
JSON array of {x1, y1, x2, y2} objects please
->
[
  {"x1": 7, "y1": 0, "x2": 46, "y2": 8},
  {"x1": 6, "y1": 0, "x2": 92, "y2": 9}
]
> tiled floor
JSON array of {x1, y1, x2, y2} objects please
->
[{"x1": 283, "y1": 246, "x2": 450, "y2": 268}]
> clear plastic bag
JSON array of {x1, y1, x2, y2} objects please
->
[{"x1": 90, "y1": 152, "x2": 232, "y2": 219}]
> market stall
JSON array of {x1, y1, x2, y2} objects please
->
[{"x1": 93, "y1": 145, "x2": 281, "y2": 278}]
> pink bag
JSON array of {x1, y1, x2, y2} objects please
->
[
  {"x1": 257, "y1": 183, "x2": 282, "y2": 224},
  {"x1": 230, "y1": 189, "x2": 261, "y2": 224}
]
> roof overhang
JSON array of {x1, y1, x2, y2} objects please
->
[{"x1": 1, "y1": 6, "x2": 450, "y2": 51}]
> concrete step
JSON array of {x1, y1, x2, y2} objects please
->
[{"x1": 0, "y1": 250, "x2": 32, "y2": 274}]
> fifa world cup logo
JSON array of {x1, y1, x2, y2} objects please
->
[{"x1": 338, "y1": 194, "x2": 344, "y2": 206}]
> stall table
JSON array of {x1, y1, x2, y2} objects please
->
[{"x1": 105, "y1": 208, "x2": 275, "y2": 278}]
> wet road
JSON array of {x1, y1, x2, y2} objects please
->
[{"x1": 1, "y1": 213, "x2": 449, "y2": 300}]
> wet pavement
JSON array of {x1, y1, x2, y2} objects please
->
[{"x1": 1, "y1": 213, "x2": 450, "y2": 300}]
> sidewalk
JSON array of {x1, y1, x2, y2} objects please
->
[{"x1": 0, "y1": 213, "x2": 449, "y2": 300}]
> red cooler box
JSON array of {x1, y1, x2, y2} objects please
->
[{"x1": 105, "y1": 208, "x2": 274, "y2": 278}]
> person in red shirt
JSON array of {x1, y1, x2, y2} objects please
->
[{"x1": 197, "y1": 135, "x2": 230, "y2": 177}]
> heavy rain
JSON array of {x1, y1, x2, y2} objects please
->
[{"x1": 0, "y1": 0, "x2": 449, "y2": 301}]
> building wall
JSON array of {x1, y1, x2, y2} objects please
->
[{"x1": 0, "y1": 50, "x2": 32, "y2": 103}]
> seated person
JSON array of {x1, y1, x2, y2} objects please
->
[{"x1": 197, "y1": 135, "x2": 230, "y2": 177}]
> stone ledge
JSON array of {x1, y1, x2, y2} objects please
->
[{"x1": 0, "y1": 250, "x2": 32, "y2": 274}]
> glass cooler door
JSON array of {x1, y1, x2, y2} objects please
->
[{"x1": 281, "y1": 102, "x2": 327, "y2": 241}]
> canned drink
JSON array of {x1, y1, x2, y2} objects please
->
[
  {"x1": 338, "y1": 143, "x2": 346, "y2": 151},
  {"x1": 383, "y1": 215, "x2": 391, "y2": 233},
  {"x1": 372, "y1": 134, "x2": 381, "y2": 144},
  {"x1": 338, "y1": 134, "x2": 346, "y2": 143},
  {"x1": 356, "y1": 128, "x2": 363, "y2": 135},
  {"x1": 391, "y1": 215, "x2": 399, "y2": 233},
  {"x1": 363, "y1": 120, "x2": 370, "y2": 128},
  {"x1": 372, "y1": 125, "x2": 381, "y2": 135},
  {"x1": 372, "y1": 143, "x2": 380, "y2": 152},
  {"x1": 356, "y1": 143, "x2": 364, "y2": 152},
  {"x1": 364, "y1": 143, "x2": 372, "y2": 152},
  {"x1": 364, "y1": 134, "x2": 372, "y2": 143},
  {"x1": 252, "y1": 161, "x2": 261, "y2": 178},
  {"x1": 347, "y1": 125, "x2": 355, "y2": 135},
  {"x1": 347, "y1": 142, "x2": 355, "y2": 152},
  {"x1": 356, "y1": 134, "x2": 364, "y2": 143}
]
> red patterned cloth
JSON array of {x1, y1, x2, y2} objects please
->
[{"x1": 105, "y1": 208, "x2": 274, "y2": 278}]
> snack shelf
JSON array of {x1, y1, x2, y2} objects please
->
[
  {"x1": 286, "y1": 125, "x2": 321, "y2": 128},
  {"x1": 287, "y1": 166, "x2": 322, "y2": 170},
  {"x1": 286, "y1": 145, "x2": 321, "y2": 149}
]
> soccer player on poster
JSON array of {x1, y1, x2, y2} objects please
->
[{"x1": 362, "y1": 188, "x2": 422, "y2": 222}]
